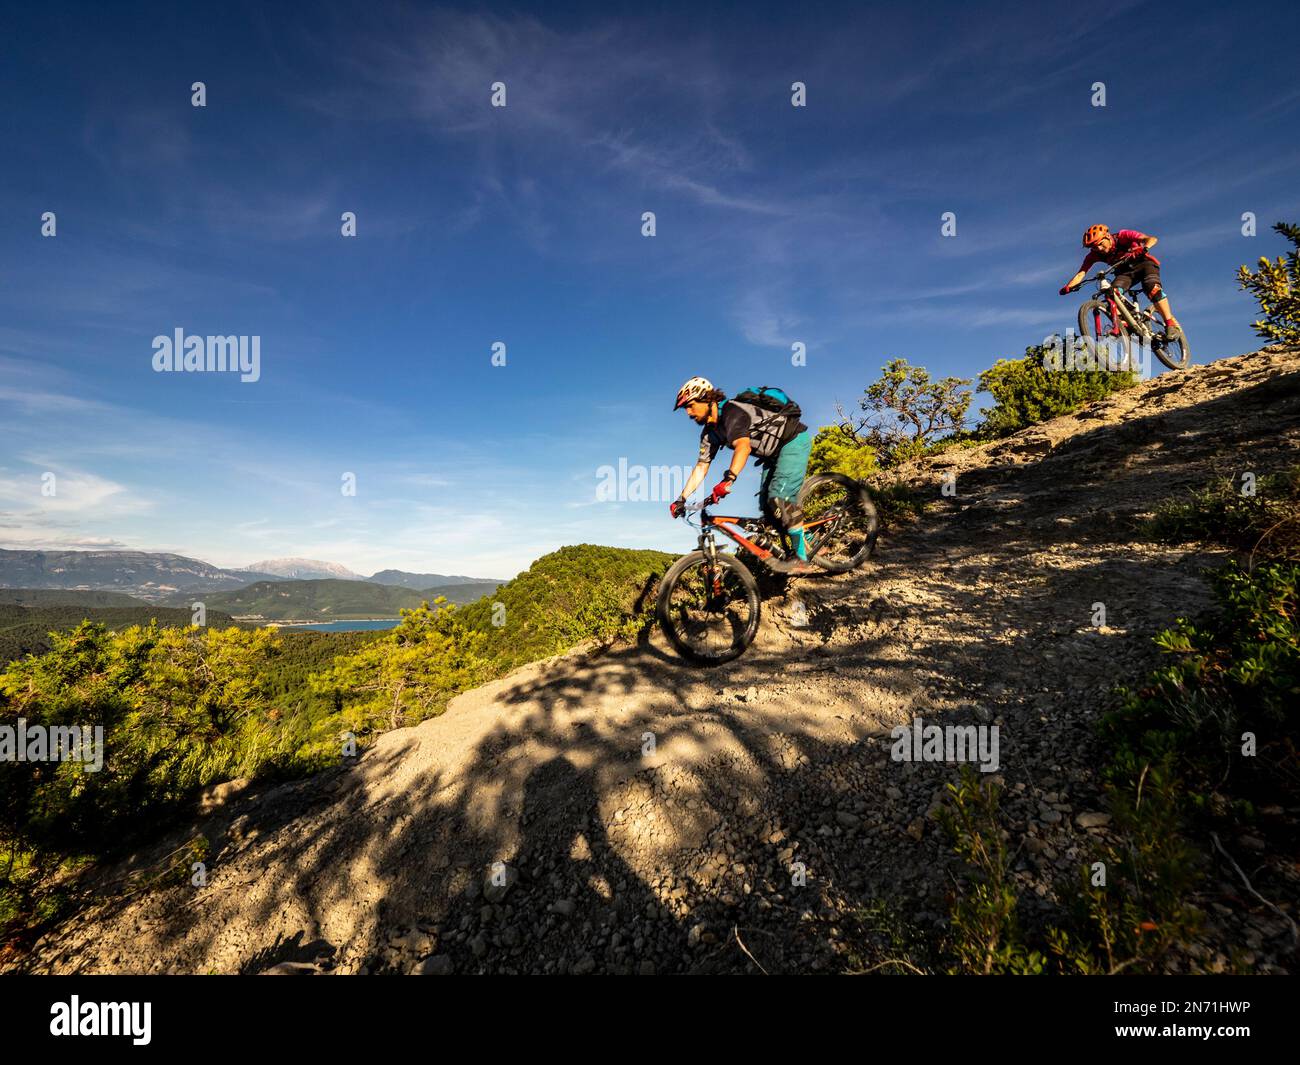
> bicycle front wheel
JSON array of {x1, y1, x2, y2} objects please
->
[
  {"x1": 1077, "y1": 300, "x2": 1133, "y2": 370},
  {"x1": 1153, "y1": 327, "x2": 1190, "y2": 370},
  {"x1": 656, "y1": 551, "x2": 760, "y2": 665},
  {"x1": 798, "y1": 473, "x2": 879, "y2": 573}
]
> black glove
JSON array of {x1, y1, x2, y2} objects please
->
[{"x1": 669, "y1": 497, "x2": 686, "y2": 519}]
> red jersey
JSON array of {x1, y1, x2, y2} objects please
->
[{"x1": 1079, "y1": 229, "x2": 1159, "y2": 272}]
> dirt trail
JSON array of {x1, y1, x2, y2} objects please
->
[{"x1": 21, "y1": 345, "x2": 1300, "y2": 975}]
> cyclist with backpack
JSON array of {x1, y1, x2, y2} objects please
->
[
  {"x1": 1059, "y1": 224, "x2": 1183, "y2": 339},
  {"x1": 669, "y1": 377, "x2": 815, "y2": 565}
]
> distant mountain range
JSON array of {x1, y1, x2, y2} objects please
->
[
  {"x1": 247, "y1": 558, "x2": 360, "y2": 580},
  {"x1": 0, "y1": 549, "x2": 286, "y2": 601},
  {"x1": 366, "y1": 569, "x2": 497, "y2": 589},
  {"x1": 0, "y1": 549, "x2": 504, "y2": 604},
  {"x1": 160, "y1": 578, "x2": 499, "y2": 620}
]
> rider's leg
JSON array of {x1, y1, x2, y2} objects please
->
[
  {"x1": 1150, "y1": 289, "x2": 1180, "y2": 333},
  {"x1": 764, "y1": 431, "x2": 813, "y2": 560},
  {"x1": 1142, "y1": 265, "x2": 1180, "y2": 334}
]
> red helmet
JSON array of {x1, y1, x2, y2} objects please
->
[{"x1": 1082, "y1": 224, "x2": 1110, "y2": 247}]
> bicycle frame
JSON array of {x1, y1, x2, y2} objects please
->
[
  {"x1": 683, "y1": 502, "x2": 841, "y2": 565},
  {"x1": 1084, "y1": 264, "x2": 1155, "y2": 341},
  {"x1": 686, "y1": 507, "x2": 778, "y2": 562}
]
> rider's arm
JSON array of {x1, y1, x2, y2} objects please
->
[
  {"x1": 681, "y1": 460, "x2": 712, "y2": 499},
  {"x1": 1063, "y1": 249, "x2": 1098, "y2": 292},
  {"x1": 727, "y1": 437, "x2": 752, "y2": 478}
]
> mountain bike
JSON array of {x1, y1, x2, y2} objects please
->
[
  {"x1": 656, "y1": 473, "x2": 878, "y2": 664},
  {"x1": 1072, "y1": 259, "x2": 1190, "y2": 371}
]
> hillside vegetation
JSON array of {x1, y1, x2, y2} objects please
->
[
  {"x1": 0, "y1": 604, "x2": 241, "y2": 667},
  {"x1": 0, "y1": 589, "x2": 146, "y2": 608},
  {"x1": 456, "y1": 544, "x2": 676, "y2": 671}
]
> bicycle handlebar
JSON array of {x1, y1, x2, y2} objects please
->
[
  {"x1": 676, "y1": 500, "x2": 711, "y2": 526},
  {"x1": 1074, "y1": 252, "x2": 1148, "y2": 290}
]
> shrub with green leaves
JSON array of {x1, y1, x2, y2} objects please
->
[
  {"x1": 309, "y1": 600, "x2": 491, "y2": 735},
  {"x1": 939, "y1": 768, "x2": 1046, "y2": 975},
  {"x1": 456, "y1": 545, "x2": 673, "y2": 670},
  {"x1": 0, "y1": 622, "x2": 288, "y2": 853},
  {"x1": 1075, "y1": 560, "x2": 1299, "y2": 971},
  {"x1": 941, "y1": 561, "x2": 1298, "y2": 975},
  {"x1": 1147, "y1": 466, "x2": 1299, "y2": 561},
  {"x1": 868, "y1": 358, "x2": 973, "y2": 460},
  {"x1": 1113, "y1": 562, "x2": 1299, "y2": 776},
  {"x1": 808, "y1": 425, "x2": 878, "y2": 480},
  {"x1": 977, "y1": 344, "x2": 1137, "y2": 439},
  {"x1": 1237, "y1": 221, "x2": 1300, "y2": 345}
]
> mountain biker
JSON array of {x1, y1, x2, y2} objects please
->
[
  {"x1": 1060, "y1": 224, "x2": 1183, "y2": 338},
  {"x1": 669, "y1": 377, "x2": 815, "y2": 567}
]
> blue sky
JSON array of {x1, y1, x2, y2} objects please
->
[{"x1": 1, "y1": 0, "x2": 1297, "y2": 578}]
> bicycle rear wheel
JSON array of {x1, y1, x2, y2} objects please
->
[
  {"x1": 656, "y1": 551, "x2": 760, "y2": 665},
  {"x1": 798, "y1": 473, "x2": 879, "y2": 573},
  {"x1": 1077, "y1": 300, "x2": 1133, "y2": 370}
]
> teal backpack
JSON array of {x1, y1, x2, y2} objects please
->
[
  {"x1": 727, "y1": 386, "x2": 803, "y2": 454},
  {"x1": 732, "y1": 386, "x2": 801, "y2": 422}
]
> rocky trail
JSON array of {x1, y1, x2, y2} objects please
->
[{"x1": 20, "y1": 345, "x2": 1300, "y2": 975}]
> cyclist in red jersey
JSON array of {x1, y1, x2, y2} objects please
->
[{"x1": 1060, "y1": 224, "x2": 1182, "y2": 338}]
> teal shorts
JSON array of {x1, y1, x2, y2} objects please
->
[{"x1": 760, "y1": 429, "x2": 812, "y2": 506}]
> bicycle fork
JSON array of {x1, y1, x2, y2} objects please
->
[{"x1": 698, "y1": 534, "x2": 725, "y2": 596}]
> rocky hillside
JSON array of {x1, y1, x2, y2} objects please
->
[{"x1": 16, "y1": 345, "x2": 1300, "y2": 975}]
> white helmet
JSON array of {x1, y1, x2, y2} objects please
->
[{"x1": 674, "y1": 376, "x2": 714, "y2": 410}]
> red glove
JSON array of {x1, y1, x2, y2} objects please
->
[
  {"x1": 669, "y1": 498, "x2": 686, "y2": 518},
  {"x1": 1059, "y1": 285, "x2": 1073, "y2": 296},
  {"x1": 709, "y1": 476, "x2": 735, "y2": 505}
]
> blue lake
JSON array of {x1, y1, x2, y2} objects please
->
[{"x1": 279, "y1": 619, "x2": 402, "y2": 632}]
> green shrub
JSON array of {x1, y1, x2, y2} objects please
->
[
  {"x1": 309, "y1": 600, "x2": 491, "y2": 735},
  {"x1": 456, "y1": 545, "x2": 674, "y2": 670},
  {"x1": 808, "y1": 425, "x2": 878, "y2": 480},
  {"x1": 1115, "y1": 563, "x2": 1299, "y2": 761},
  {"x1": 867, "y1": 479, "x2": 929, "y2": 525},
  {"x1": 871, "y1": 359, "x2": 972, "y2": 463},
  {"x1": 0, "y1": 622, "x2": 293, "y2": 854},
  {"x1": 938, "y1": 769, "x2": 1046, "y2": 975},
  {"x1": 977, "y1": 345, "x2": 1137, "y2": 439},
  {"x1": 1147, "y1": 467, "x2": 1300, "y2": 560},
  {"x1": 1237, "y1": 221, "x2": 1300, "y2": 345}
]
